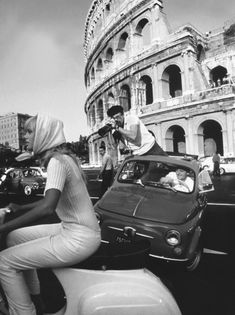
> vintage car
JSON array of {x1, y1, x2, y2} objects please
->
[
  {"x1": 0, "y1": 167, "x2": 46, "y2": 196},
  {"x1": 95, "y1": 155, "x2": 210, "y2": 271}
]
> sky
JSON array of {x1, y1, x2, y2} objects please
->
[{"x1": 0, "y1": 0, "x2": 235, "y2": 142}]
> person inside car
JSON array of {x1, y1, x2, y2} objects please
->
[{"x1": 160, "y1": 168, "x2": 194, "y2": 192}]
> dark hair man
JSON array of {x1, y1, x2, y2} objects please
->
[
  {"x1": 98, "y1": 146, "x2": 114, "y2": 198},
  {"x1": 107, "y1": 105, "x2": 167, "y2": 156}
]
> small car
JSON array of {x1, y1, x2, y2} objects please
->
[
  {"x1": 219, "y1": 157, "x2": 235, "y2": 174},
  {"x1": 95, "y1": 155, "x2": 210, "y2": 271},
  {"x1": 0, "y1": 167, "x2": 46, "y2": 196}
]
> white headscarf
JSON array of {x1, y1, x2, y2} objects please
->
[{"x1": 33, "y1": 114, "x2": 66, "y2": 155}]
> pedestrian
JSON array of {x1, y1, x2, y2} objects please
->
[
  {"x1": 0, "y1": 114, "x2": 101, "y2": 315},
  {"x1": 212, "y1": 152, "x2": 221, "y2": 176},
  {"x1": 98, "y1": 146, "x2": 114, "y2": 198},
  {"x1": 198, "y1": 165, "x2": 213, "y2": 191},
  {"x1": 107, "y1": 105, "x2": 167, "y2": 156}
]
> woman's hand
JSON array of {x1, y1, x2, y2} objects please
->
[{"x1": 7, "y1": 203, "x2": 22, "y2": 213}]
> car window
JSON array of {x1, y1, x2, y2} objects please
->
[
  {"x1": 223, "y1": 158, "x2": 235, "y2": 164},
  {"x1": 118, "y1": 160, "x2": 195, "y2": 193}
]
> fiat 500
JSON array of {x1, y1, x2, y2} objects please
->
[
  {"x1": 95, "y1": 155, "x2": 210, "y2": 271},
  {"x1": 0, "y1": 167, "x2": 46, "y2": 196}
]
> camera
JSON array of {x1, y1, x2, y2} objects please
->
[{"x1": 97, "y1": 124, "x2": 113, "y2": 137}]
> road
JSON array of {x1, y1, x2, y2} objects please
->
[{"x1": 0, "y1": 172, "x2": 234, "y2": 314}]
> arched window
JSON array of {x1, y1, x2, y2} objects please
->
[
  {"x1": 97, "y1": 99, "x2": 104, "y2": 122},
  {"x1": 106, "y1": 47, "x2": 114, "y2": 61},
  {"x1": 91, "y1": 105, "x2": 96, "y2": 127},
  {"x1": 136, "y1": 18, "x2": 151, "y2": 46},
  {"x1": 117, "y1": 32, "x2": 128, "y2": 50},
  {"x1": 107, "y1": 92, "x2": 115, "y2": 110},
  {"x1": 210, "y1": 66, "x2": 228, "y2": 86},
  {"x1": 91, "y1": 67, "x2": 95, "y2": 80},
  {"x1": 120, "y1": 85, "x2": 131, "y2": 112},
  {"x1": 139, "y1": 75, "x2": 153, "y2": 105},
  {"x1": 197, "y1": 44, "x2": 205, "y2": 62},
  {"x1": 162, "y1": 65, "x2": 182, "y2": 98},
  {"x1": 97, "y1": 58, "x2": 103, "y2": 70}
]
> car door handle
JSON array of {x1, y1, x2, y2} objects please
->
[{"x1": 123, "y1": 226, "x2": 136, "y2": 238}]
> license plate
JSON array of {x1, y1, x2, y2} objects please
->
[{"x1": 114, "y1": 234, "x2": 131, "y2": 244}]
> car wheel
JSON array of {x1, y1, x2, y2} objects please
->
[
  {"x1": 220, "y1": 168, "x2": 225, "y2": 175},
  {"x1": 24, "y1": 185, "x2": 32, "y2": 196},
  {"x1": 186, "y1": 246, "x2": 202, "y2": 271}
]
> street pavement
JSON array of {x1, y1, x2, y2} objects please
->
[{"x1": 0, "y1": 171, "x2": 234, "y2": 314}]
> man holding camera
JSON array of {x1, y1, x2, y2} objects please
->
[{"x1": 106, "y1": 105, "x2": 167, "y2": 156}]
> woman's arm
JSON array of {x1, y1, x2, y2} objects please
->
[
  {"x1": 0, "y1": 189, "x2": 61, "y2": 234},
  {"x1": 7, "y1": 198, "x2": 46, "y2": 214}
]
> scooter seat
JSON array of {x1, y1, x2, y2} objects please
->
[{"x1": 72, "y1": 239, "x2": 151, "y2": 270}]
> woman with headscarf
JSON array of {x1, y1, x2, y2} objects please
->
[{"x1": 0, "y1": 114, "x2": 101, "y2": 315}]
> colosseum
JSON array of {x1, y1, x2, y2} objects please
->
[{"x1": 83, "y1": 0, "x2": 235, "y2": 166}]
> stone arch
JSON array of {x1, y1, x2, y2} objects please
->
[
  {"x1": 100, "y1": 140, "x2": 106, "y2": 149},
  {"x1": 119, "y1": 84, "x2": 131, "y2": 112},
  {"x1": 107, "y1": 92, "x2": 115, "y2": 110},
  {"x1": 97, "y1": 99, "x2": 104, "y2": 122},
  {"x1": 91, "y1": 67, "x2": 95, "y2": 81},
  {"x1": 197, "y1": 119, "x2": 223, "y2": 156},
  {"x1": 91, "y1": 104, "x2": 96, "y2": 127},
  {"x1": 135, "y1": 18, "x2": 151, "y2": 46},
  {"x1": 106, "y1": 47, "x2": 114, "y2": 61},
  {"x1": 97, "y1": 58, "x2": 103, "y2": 70},
  {"x1": 117, "y1": 32, "x2": 129, "y2": 50},
  {"x1": 162, "y1": 65, "x2": 182, "y2": 99},
  {"x1": 196, "y1": 44, "x2": 205, "y2": 62},
  {"x1": 165, "y1": 125, "x2": 186, "y2": 153},
  {"x1": 139, "y1": 75, "x2": 153, "y2": 105},
  {"x1": 210, "y1": 65, "x2": 228, "y2": 87}
]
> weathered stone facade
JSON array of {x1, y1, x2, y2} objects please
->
[{"x1": 84, "y1": 0, "x2": 235, "y2": 165}]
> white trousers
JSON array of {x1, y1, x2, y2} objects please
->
[{"x1": 0, "y1": 223, "x2": 101, "y2": 315}]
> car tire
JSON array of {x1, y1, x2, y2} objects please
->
[
  {"x1": 186, "y1": 246, "x2": 202, "y2": 272},
  {"x1": 220, "y1": 168, "x2": 225, "y2": 175},
  {"x1": 24, "y1": 185, "x2": 32, "y2": 196}
]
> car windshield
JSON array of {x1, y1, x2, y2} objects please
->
[{"x1": 118, "y1": 160, "x2": 195, "y2": 193}]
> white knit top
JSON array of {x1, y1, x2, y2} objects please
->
[{"x1": 45, "y1": 154, "x2": 100, "y2": 232}]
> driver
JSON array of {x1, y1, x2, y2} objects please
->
[{"x1": 160, "y1": 168, "x2": 194, "y2": 192}]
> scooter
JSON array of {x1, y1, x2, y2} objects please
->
[
  {"x1": 0, "y1": 209, "x2": 181, "y2": 315},
  {"x1": 45, "y1": 240, "x2": 182, "y2": 315}
]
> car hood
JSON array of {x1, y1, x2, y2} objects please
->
[{"x1": 97, "y1": 186, "x2": 196, "y2": 224}]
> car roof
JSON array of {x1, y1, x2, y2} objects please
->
[{"x1": 123, "y1": 155, "x2": 199, "y2": 171}]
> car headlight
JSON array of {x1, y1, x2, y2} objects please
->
[{"x1": 165, "y1": 230, "x2": 181, "y2": 246}]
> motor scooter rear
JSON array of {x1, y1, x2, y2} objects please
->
[{"x1": 45, "y1": 240, "x2": 182, "y2": 315}]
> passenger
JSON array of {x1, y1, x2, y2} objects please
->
[
  {"x1": 160, "y1": 168, "x2": 194, "y2": 192},
  {"x1": 0, "y1": 114, "x2": 101, "y2": 315}
]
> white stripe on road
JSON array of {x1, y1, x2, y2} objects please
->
[
  {"x1": 207, "y1": 202, "x2": 235, "y2": 207},
  {"x1": 203, "y1": 248, "x2": 228, "y2": 255}
]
